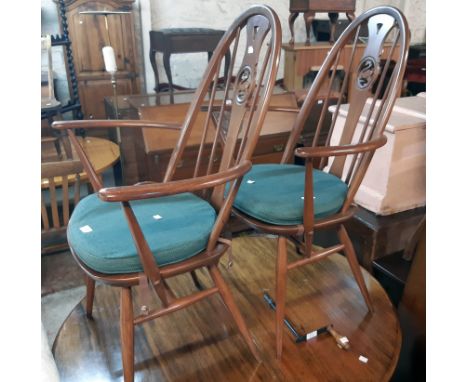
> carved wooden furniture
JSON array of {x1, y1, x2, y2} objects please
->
[
  {"x1": 54, "y1": 235, "x2": 402, "y2": 381},
  {"x1": 61, "y1": 0, "x2": 140, "y2": 125},
  {"x1": 230, "y1": 6, "x2": 410, "y2": 358},
  {"x1": 288, "y1": 0, "x2": 356, "y2": 45},
  {"x1": 52, "y1": 5, "x2": 282, "y2": 381},
  {"x1": 41, "y1": 160, "x2": 83, "y2": 254},
  {"x1": 149, "y1": 28, "x2": 231, "y2": 93},
  {"x1": 45, "y1": 0, "x2": 83, "y2": 122}
]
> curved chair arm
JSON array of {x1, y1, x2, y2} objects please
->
[
  {"x1": 52, "y1": 119, "x2": 181, "y2": 131},
  {"x1": 294, "y1": 135, "x2": 387, "y2": 159},
  {"x1": 98, "y1": 160, "x2": 252, "y2": 202}
]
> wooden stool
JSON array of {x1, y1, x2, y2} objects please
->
[
  {"x1": 149, "y1": 28, "x2": 231, "y2": 93},
  {"x1": 288, "y1": 0, "x2": 356, "y2": 45}
]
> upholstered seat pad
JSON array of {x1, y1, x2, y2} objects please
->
[
  {"x1": 233, "y1": 164, "x2": 348, "y2": 226},
  {"x1": 67, "y1": 193, "x2": 216, "y2": 274}
]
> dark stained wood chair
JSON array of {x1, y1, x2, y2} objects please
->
[
  {"x1": 231, "y1": 6, "x2": 410, "y2": 358},
  {"x1": 41, "y1": 159, "x2": 83, "y2": 254},
  {"x1": 52, "y1": 5, "x2": 281, "y2": 381}
]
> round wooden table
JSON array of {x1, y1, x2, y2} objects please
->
[
  {"x1": 41, "y1": 136, "x2": 120, "y2": 189},
  {"x1": 53, "y1": 236, "x2": 401, "y2": 381}
]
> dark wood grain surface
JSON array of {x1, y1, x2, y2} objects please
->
[{"x1": 53, "y1": 236, "x2": 401, "y2": 381}]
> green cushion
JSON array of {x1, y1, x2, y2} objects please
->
[
  {"x1": 67, "y1": 193, "x2": 216, "y2": 274},
  {"x1": 233, "y1": 164, "x2": 348, "y2": 226}
]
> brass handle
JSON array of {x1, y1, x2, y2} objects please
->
[{"x1": 273, "y1": 144, "x2": 285, "y2": 152}]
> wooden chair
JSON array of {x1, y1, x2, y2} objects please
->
[
  {"x1": 53, "y1": 5, "x2": 281, "y2": 381},
  {"x1": 41, "y1": 159, "x2": 83, "y2": 254},
  {"x1": 231, "y1": 6, "x2": 410, "y2": 358}
]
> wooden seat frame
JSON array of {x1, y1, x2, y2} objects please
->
[
  {"x1": 232, "y1": 6, "x2": 410, "y2": 358},
  {"x1": 53, "y1": 5, "x2": 281, "y2": 381}
]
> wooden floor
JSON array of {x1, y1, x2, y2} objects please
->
[{"x1": 53, "y1": 235, "x2": 401, "y2": 381}]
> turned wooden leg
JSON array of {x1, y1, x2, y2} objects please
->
[
  {"x1": 288, "y1": 12, "x2": 299, "y2": 45},
  {"x1": 275, "y1": 236, "x2": 288, "y2": 359},
  {"x1": 303, "y1": 11, "x2": 315, "y2": 45},
  {"x1": 85, "y1": 275, "x2": 95, "y2": 318},
  {"x1": 120, "y1": 287, "x2": 135, "y2": 382},
  {"x1": 209, "y1": 265, "x2": 261, "y2": 362},
  {"x1": 338, "y1": 225, "x2": 374, "y2": 313}
]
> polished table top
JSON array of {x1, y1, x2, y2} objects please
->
[
  {"x1": 53, "y1": 235, "x2": 401, "y2": 381},
  {"x1": 41, "y1": 136, "x2": 120, "y2": 189}
]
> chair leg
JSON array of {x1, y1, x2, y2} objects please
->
[
  {"x1": 275, "y1": 236, "x2": 288, "y2": 359},
  {"x1": 208, "y1": 265, "x2": 261, "y2": 362},
  {"x1": 85, "y1": 275, "x2": 95, "y2": 318},
  {"x1": 338, "y1": 225, "x2": 374, "y2": 313},
  {"x1": 120, "y1": 287, "x2": 135, "y2": 382}
]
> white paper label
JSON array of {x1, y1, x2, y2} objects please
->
[
  {"x1": 248, "y1": 46, "x2": 254, "y2": 54},
  {"x1": 358, "y1": 355, "x2": 368, "y2": 363},
  {"x1": 306, "y1": 331, "x2": 317, "y2": 340},
  {"x1": 340, "y1": 336, "x2": 349, "y2": 344},
  {"x1": 80, "y1": 225, "x2": 93, "y2": 233},
  {"x1": 153, "y1": 214, "x2": 163, "y2": 220}
]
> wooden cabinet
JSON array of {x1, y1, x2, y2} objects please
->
[{"x1": 62, "y1": 0, "x2": 140, "y2": 126}]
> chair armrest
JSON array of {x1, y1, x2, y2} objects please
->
[
  {"x1": 98, "y1": 160, "x2": 252, "y2": 202},
  {"x1": 52, "y1": 119, "x2": 181, "y2": 131},
  {"x1": 294, "y1": 135, "x2": 387, "y2": 159}
]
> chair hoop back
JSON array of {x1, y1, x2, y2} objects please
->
[
  {"x1": 282, "y1": 6, "x2": 410, "y2": 203},
  {"x1": 163, "y1": 5, "x2": 282, "y2": 206}
]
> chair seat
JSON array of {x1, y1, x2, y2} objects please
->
[
  {"x1": 233, "y1": 164, "x2": 348, "y2": 226},
  {"x1": 67, "y1": 193, "x2": 216, "y2": 274}
]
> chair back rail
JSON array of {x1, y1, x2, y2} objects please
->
[{"x1": 41, "y1": 160, "x2": 83, "y2": 252}]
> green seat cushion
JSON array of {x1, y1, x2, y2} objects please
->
[
  {"x1": 67, "y1": 193, "x2": 216, "y2": 274},
  {"x1": 233, "y1": 164, "x2": 348, "y2": 226}
]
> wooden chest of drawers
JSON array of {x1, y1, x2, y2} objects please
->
[{"x1": 106, "y1": 92, "x2": 299, "y2": 185}]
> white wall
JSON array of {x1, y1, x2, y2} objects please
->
[
  {"x1": 41, "y1": 0, "x2": 426, "y2": 96},
  {"x1": 145, "y1": 0, "x2": 425, "y2": 92}
]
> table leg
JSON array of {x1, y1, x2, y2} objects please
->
[
  {"x1": 303, "y1": 11, "x2": 315, "y2": 45},
  {"x1": 328, "y1": 12, "x2": 339, "y2": 43},
  {"x1": 163, "y1": 52, "x2": 173, "y2": 94},
  {"x1": 288, "y1": 12, "x2": 299, "y2": 45},
  {"x1": 150, "y1": 48, "x2": 161, "y2": 92}
]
